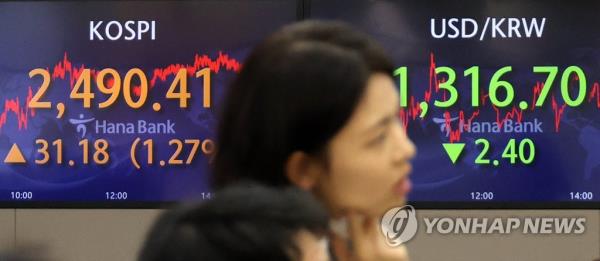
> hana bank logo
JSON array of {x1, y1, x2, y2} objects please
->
[
  {"x1": 433, "y1": 116, "x2": 458, "y2": 137},
  {"x1": 380, "y1": 205, "x2": 418, "y2": 247},
  {"x1": 69, "y1": 114, "x2": 95, "y2": 138},
  {"x1": 432, "y1": 116, "x2": 543, "y2": 136}
]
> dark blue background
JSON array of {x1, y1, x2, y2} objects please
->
[
  {"x1": 0, "y1": 1, "x2": 298, "y2": 204},
  {"x1": 0, "y1": 0, "x2": 598, "y2": 206},
  {"x1": 310, "y1": 0, "x2": 600, "y2": 204}
]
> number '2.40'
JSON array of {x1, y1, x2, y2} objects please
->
[{"x1": 475, "y1": 138, "x2": 535, "y2": 165}]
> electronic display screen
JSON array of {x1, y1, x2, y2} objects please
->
[
  {"x1": 2, "y1": 0, "x2": 598, "y2": 208},
  {"x1": 0, "y1": 0, "x2": 297, "y2": 206},
  {"x1": 310, "y1": 0, "x2": 600, "y2": 207}
]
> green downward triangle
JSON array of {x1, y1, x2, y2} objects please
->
[{"x1": 442, "y1": 143, "x2": 465, "y2": 164}]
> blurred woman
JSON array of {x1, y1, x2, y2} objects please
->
[{"x1": 213, "y1": 20, "x2": 416, "y2": 261}]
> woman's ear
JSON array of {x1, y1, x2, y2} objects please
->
[{"x1": 285, "y1": 151, "x2": 323, "y2": 190}]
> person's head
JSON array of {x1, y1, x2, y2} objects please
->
[
  {"x1": 138, "y1": 183, "x2": 330, "y2": 261},
  {"x1": 213, "y1": 20, "x2": 416, "y2": 216}
]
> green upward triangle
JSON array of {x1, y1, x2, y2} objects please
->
[{"x1": 442, "y1": 143, "x2": 465, "y2": 164}]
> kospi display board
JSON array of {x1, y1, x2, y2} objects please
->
[
  {"x1": 0, "y1": 0, "x2": 298, "y2": 206},
  {"x1": 1, "y1": 0, "x2": 598, "y2": 208}
]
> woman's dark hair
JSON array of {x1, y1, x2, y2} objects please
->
[
  {"x1": 213, "y1": 20, "x2": 395, "y2": 187},
  {"x1": 138, "y1": 183, "x2": 329, "y2": 261}
]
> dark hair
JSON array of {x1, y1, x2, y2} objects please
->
[
  {"x1": 0, "y1": 245, "x2": 51, "y2": 261},
  {"x1": 138, "y1": 183, "x2": 329, "y2": 261},
  {"x1": 213, "y1": 20, "x2": 394, "y2": 187}
]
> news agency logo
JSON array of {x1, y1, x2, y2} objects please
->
[
  {"x1": 380, "y1": 205, "x2": 418, "y2": 247},
  {"x1": 379, "y1": 205, "x2": 587, "y2": 243}
]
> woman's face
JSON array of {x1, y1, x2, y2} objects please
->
[{"x1": 315, "y1": 73, "x2": 416, "y2": 216}]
